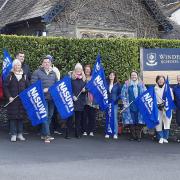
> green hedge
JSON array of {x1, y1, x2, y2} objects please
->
[{"x1": 0, "y1": 35, "x2": 180, "y2": 82}]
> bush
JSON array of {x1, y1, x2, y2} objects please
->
[{"x1": 0, "y1": 35, "x2": 180, "y2": 82}]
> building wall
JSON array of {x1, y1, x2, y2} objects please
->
[{"x1": 46, "y1": 0, "x2": 160, "y2": 38}]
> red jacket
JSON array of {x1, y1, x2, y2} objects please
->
[{"x1": 0, "y1": 76, "x2": 3, "y2": 99}]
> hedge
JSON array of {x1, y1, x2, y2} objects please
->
[{"x1": 0, "y1": 35, "x2": 180, "y2": 82}]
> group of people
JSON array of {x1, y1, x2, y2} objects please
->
[{"x1": 0, "y1": 51, "x2": 180, "y2": 144}]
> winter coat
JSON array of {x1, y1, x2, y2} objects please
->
[
  {"x1": 22, "y1": 63, "x2": 31, "y2": 81},
  {"x1": 72, "y1": 78, "x2": 86, "y2": 111},
  {"x1": 3, "y1": 72, "x2": 29, "y2": 120},
  {"x1": 31, "y1": 67, "x2": 57, "y2": 100},
  {"x1": 107, "y1": 82, "x2": 122, "y2": 105},
  {"x1": 121, "y1": 80, "x2": 146, "y2": 125},
  {"x1": 173, "y1": 84, "x2": 180, "y2": 109}
]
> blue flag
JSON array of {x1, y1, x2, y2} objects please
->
[
  {"x1": 162, "y1": 77, "x2": 175, "y2": 119},
  {"x1": 19, "y1": 80, "x2": 48, "y2": 126},
  {"x1": 2, "y1": 49, "x2": 13, "y2": 81},
  {"x1": 135, "y1": 87, "x2": 159, "y2": 129},
  {"x1": 105, "y1": 100, "x2": 115, "y2": 135},
  {"x1": 86, "y1": 53, "x2": 108, "y2": 111},
  {"x1": 49, "y1": 76, "x2": 74, "y2": 119}
]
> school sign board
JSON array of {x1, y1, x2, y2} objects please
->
[{"x1": 140, "y1": 48, "x2": 180, "y2": 84}]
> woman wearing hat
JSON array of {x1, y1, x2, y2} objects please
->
[
  {"x1": 71, "y1": 63, "x2": 86, "y2": 138},
  {"x1": 4, "y1": 59, "x2": 29, "y2": 142}
]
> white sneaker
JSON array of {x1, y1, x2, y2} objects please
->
[
  {"x1": 163, "y1": 139, "x2": 168, "y2": 143},
  {"x1": 159, "y1": 138, "x2": 164, "y2": 144},
  {"x1": 89, "y1": 132, "x2": 94, "y2": 137},
  {"x1": 11, "y1": 135, "x2": 17, "y2": 142},
  {"x1": 113, "y1": 135, "x2": 118, "y2": 139},
  {"x1": 17, "y1": 134, "x2": 26, "y2": 141},
  {"x1": 83, "y1": 132, "x2": 87, "y2": 136},
  {"x1": 105, "y1": 134, "x2": 109, "y2": 139}
]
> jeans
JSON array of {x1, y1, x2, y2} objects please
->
[
  {"x1": 10, "y1": 119, "x2": 23, "y2": 135},
  {"x1": 114, "y1": 104, "x2": 118, "y2": 135},
  {"x1": 41, "y1": 100, "x2": 55, "y2": 136}
]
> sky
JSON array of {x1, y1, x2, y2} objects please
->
[{"x1": 169, "y1": 9, "x2": 180, "y2": 25}]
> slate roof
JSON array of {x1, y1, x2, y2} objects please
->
[{"x1": 0, "y1": 0, "x2": 58, "y2": 28}]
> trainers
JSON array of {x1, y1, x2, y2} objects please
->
[
  {"x1": 89, "y1": 132, "x2": 94, "y2": 136},
  {"x1": 11, "y1": 135, "x2": 17, "y2": 142},
  {"x1": 47, "y1": 136, "x2": 54, "y2": 141},
  {"x1": 54, "y1": 131, "x2": 62, "y2": 135},
  {"x1": 159, "y1": 138, "x2": 164, "y2": 144},
  {"x1": 113, "y1": 135, "x2": 118, "y2": 139},
  {"x1": 44, "y1": 137, "x2": 51, "y2": 143},
  {"x1": 17, "y1": 134, "x2": 26, "y2": 141},
  {"x1": 83, "y1": 132, "x2": 87, "y2": 136},
  {"x1": 41, "y1": 136, "x2": 46, "y2": 140},
  {"x1": 163, "y1": 139, "x2": 168, "y2": 143},
  {"x1": 105, "y1": 134, "x2": 109, "y2": 139}
]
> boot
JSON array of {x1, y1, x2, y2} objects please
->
[
  {"x1": 129, "y1": 125, "x2": 136, "y2": 141},
  {"x1": 64, "y1": 128, "x2": 71, "y2": 139}
]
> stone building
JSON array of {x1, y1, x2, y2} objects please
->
[{"x1": 0, "y1": 0, "x2": 175, "y2": 38}]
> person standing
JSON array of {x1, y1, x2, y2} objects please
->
[
  {"x1": 121, "y1": 70, "x2": 146, "y2": 142},
  {"x1": 82, "y1": 65, "x2": 98, "y2": 137},
  {"x1": 16, "y1": 52, "x2": 31, "y2": 81},
  {"x1": 3, "y1": 59, "x2": 29, "y2": 142},
  {"x1": 31, "y1": 56, "x2": 57, "y2": 143},
  {"x1": 105, "y1": 72, "x2": 122, "y2": 139},
  {"x1": 155, "y1": 75, "x2": 174, "y2": 144},
  {"x1": 71, "y1": 63, "x2": 86, "y2": 138}
]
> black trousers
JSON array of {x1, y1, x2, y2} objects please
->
[
  {"x1": 75, "y1": 111, "x2": 84, "y2": 137},
  {"x1": 176, "y1": 109, "x2": 180, "y2": 126},
  {"x1": 82, "y1": 105, "x2": 96, "y2": 133}
]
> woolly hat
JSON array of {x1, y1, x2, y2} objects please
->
[
  {"x1": 74, "y1": 63, "x2": 83, "y2": 70},
  {"x1": 12, "y1": 59, "x2": 21, "y2": 68},
  {"x1": 44, "y1": 55, "x2": 54, "y2": 62}
]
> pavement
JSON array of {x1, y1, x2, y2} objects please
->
[{"x1": 0, "y1": 130, "x2": 180, "y2": 180}]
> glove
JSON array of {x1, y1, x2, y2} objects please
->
[{"x1": 73, "y1": 96, "x2": 78, "y2": 101}]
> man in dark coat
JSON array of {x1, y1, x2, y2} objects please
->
[{"x1": 16, "y1": 52, "x2": 31, "y2": 81}]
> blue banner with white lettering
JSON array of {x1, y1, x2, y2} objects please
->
[
  {"x1": 142, "y1": 48, "x2": 180, "y2": 71},
  {"x1": 19, "y1": 80, "x2": 48, "y2": 126},
  {"x1": 2, "y1": 49, "x2": 13, "y2": 81},
  {"x1": 86, "y1": 53, "x2": 108, "y2": 111},
  {"x1": 135, "y1": 87, "x2": 159, "y2": 129},
  {"x1": 49, "y1": 76, "x2": 74, "y2": 119},
  {"x1": 162, "y1": 77, "x2": 175, "y2": 119},
  {"x1": 105, "y1": 100, "x2": 115, "y2": 135}
]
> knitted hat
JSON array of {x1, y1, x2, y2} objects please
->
[
  {"x1": 44, "y1": 55, "x2": 54, "y2": 62},
  {"x1": 74, "y1": 63, "x2": 83, "y2": 70}
]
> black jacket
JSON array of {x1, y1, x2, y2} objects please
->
[
  {"x1": 72, "y1": 78, "x2": 86, "y2": 111},
  {"x1": 3, "y1": 72, "x2": 29, "y2": 120}
]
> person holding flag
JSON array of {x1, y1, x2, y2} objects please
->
[
  {"x1": 31, "y1": 56, "x2": 57, "y2": 143},
  {"x1": 105, "y1": 72, "x2": 122, "y2": 139},
  {"x1": 3, "y1": 59, "x2": 29, "y2": 142},
  {"x1": 173, "y1": 75, "x2": 180, "y2": 142},
  {"x1": 71, "y1": 63, "x2": 86, "y2": 138},
  {"x1": 155, "y1": 75, "x2": 174, "y2": 144},
  {"x1": 121, "y1": 70, "x2": 146, "y2": 142}
]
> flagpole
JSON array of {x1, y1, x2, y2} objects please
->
[
  {"x1": 120, "y1": 101, "x2": 134, "y2": 114},
  {"x1": 76, "y1": 86, "x2": 86, "y2": 99},
  {"x1": 3, "y1": 95, "x2": 19, "y2": 108}
]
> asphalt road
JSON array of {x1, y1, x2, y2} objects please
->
[{"x1": 0, "y1": 131, "x2": 180, "y2": 180}]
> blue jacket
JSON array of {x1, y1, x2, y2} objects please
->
[
  {"x1": 107, "y1": 82, "x2": 122, "y2": 105},
  {"x1": 173, "y1": 84, "x2": 180, "y2": 109}
]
